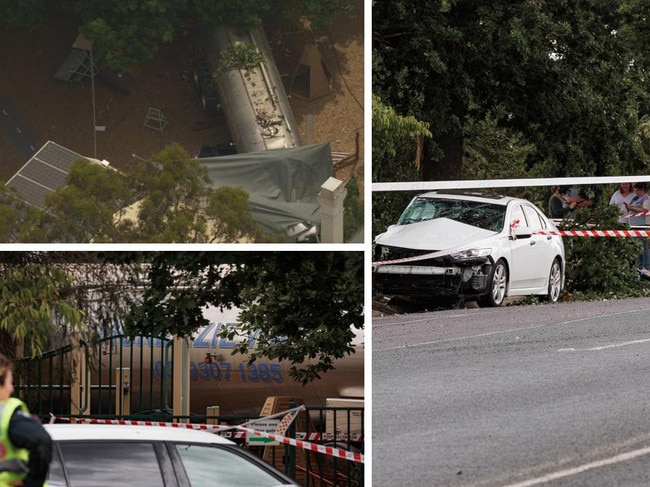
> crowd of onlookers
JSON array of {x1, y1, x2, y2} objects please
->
[{"x1": 548, "y1": 182, "x2": 650, "y2": 280}]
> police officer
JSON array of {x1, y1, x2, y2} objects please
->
[{"x1": 0, "y1": 354, "x2": 51, "y2": 487}]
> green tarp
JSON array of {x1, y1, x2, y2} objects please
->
[{"x1": 198, "y1": 143, "x2": 334, "y2": 238}]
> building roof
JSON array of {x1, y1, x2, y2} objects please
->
[{"x1": 6, "y1": 140, "x2": 101, "y2": 208}]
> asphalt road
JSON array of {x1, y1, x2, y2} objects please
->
[{"x1": 373, "y1": 298, "x2": 650, "y2": 486}]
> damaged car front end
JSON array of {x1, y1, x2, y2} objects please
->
[
  {"x1": 373, "y1": 190, "x2": 565, "y2": 307},
  {"x1": 373, "y1": 244, "x2": 496, "y2": 300}
]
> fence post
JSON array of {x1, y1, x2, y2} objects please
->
[
  {"x1": 319, "y1": 177, "x2": 347, "y2": 243},
  {"x1": 287, "y1": 400, "x2": 296, "y2": 481},
  {"x1": 172, "y1": 336, "x2": 190, "y2": 422},
  {"x1": 70, "y1": 333, "x2": 88, "y2": 416},
  {"x1": 206, "y1": 406, "x2": 220, "y2": 425},
  {"x1": 115, "y1": 368, "x2": 131, "y2": 416}
]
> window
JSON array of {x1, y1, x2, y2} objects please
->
[
  {"x1": 398, "y1": 197, "x2": 506, "y2": 231},
  {"x1": 522, "y1": 205, "x2": 544, "y2": 232},
  {"x1": 510, "y1": 205, "x2": 527, "y2": 231},
  {"x1": 174, "y1": 443, "x2": 284, "y2": 487},
  {"x1": 57, "y1": 442, "x2": 165, "y2": 487}
]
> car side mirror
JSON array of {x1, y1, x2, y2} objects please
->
[{"x1": 512, "y1": 226, "x2": 532, "y2": 239}]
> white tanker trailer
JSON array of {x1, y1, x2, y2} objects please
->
[
  {"x1": 16, "y1": 306, "x2": 363, "y2": 419},
  {"x1": 194, "y1": 25, "x2": 301, "y2": 155}
]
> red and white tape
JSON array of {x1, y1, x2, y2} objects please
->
[
  {"x1": 66, "y1": 417, "x2": 231, "y2": 431},
  {"x1": 237, "y1": 426, "x2": 364, "y2": 463},
  {"x1": 57, "y1": 417, "x2": 362, "y2": 460},
  {"x1": 297, "y1": 432, "x2": 363, "y2": 442},
  {"x1": 535, "y1": 229, "x2": 650, "y2": 237}
]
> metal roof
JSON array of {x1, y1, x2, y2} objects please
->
[{"x1": 6, "y1": 141, "x2": 89, "y2": 208}]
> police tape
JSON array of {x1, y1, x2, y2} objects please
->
[
  {"x1": 64, "y1": 417, "x2": 230, "y2": 431},
  {"x1": 236, "y1": 426, "x2": 364, "y2": 463},
  {"x1": 56, "y1": 417, "x2": 363, "y2": 459},
  {"x1": 372, "y1": 227, "x2": 650, "y2": 267},
  {"x1": 535, "y1": 229, "x2": 650, "y2": 237}
]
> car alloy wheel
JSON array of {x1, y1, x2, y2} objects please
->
[
  {"x1": 480, "y1": 259, "x2": 507, "y2": 307},
  {"x1": 546, "y1": 259, "x2": 562, "y2": 302}
]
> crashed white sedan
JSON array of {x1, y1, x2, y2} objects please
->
[{"x1": 373, "y1": 190, "x2": 565, "y2": 307}]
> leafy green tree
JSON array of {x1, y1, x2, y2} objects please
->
[
  {"x1": 373, "y1": 0, "x2": 650, "y2": 181},
  {"x1": 372, "y1": 94, "x2": 431, "y2": 235},
  {"x1": 0, "y1": 0, "x2": 47, "y2": 28},
  {"x1": 1, "y1": 0, "x2": 351, "y2": 71},
  {"x1": 117, "y1": 251, "x2": 364, "y2": 383},
  {"x1": 0, "y1": 186, "x2": 46, "y2": 242},
  {"x1": 343, "y1": 176, "x2": 364, "y2": 241},
  {"x1": 0, "y1": 255, "x2": 85, "y2": 358},
  {"x1": 462, "y1": 109, "x2": 534, "y2": 181},
  {"x1": 555, "y1": 204, "x2": 644, "y2": 299},
  {"x1": 45, "y1": 160, "x2": 133, "y2": 242},
  {"x1": 206, "y1": 186, "x2": 261, "y2": 242},
  {"x1": 120, "y1": 143, "x2": 262, "y2": 243},
  {"x1": 122, "y1": 143, "x2": 214, "y2": 243}
]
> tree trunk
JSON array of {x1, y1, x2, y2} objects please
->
[{"x1": 421, "y1": 134, "x2": 463, "y2": 181}]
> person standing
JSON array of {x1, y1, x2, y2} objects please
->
[
  {"x1": 625, "y1": 183, "x2": 650, "y2": 278},
  {"x1": 0, "y1": 354, "x2": 51, "y2": 487},
  {"x1": 564, "y1": 185, "x2": 594, "y2": 209},
  {"x1": 548, "y1": 186, "x2": 577, "y2": 219},
  {"x1": 609, "y1": 182, "x2": 635, "y2": 224}
]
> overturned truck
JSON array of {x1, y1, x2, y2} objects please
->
[{"x1": 194, "y1": 25, "x2": 301, "y2": 154}]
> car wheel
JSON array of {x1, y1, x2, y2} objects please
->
[
  {"x1": 546, "y1": 258, "x2": 562, "y2": 302},
  {"x1": 480, "y1": 259, "x2": 508, "y2": 307}
]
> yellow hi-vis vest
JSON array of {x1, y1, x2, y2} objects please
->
[{"x1": 0, "y1": 398, "x2": 30, "y2": 487}]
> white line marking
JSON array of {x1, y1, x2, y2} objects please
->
[
  {"x1": 588, "y1": 338, "x2": 650, "y2": 350},
  {"x1": 557, "y1": 338, "x2": 650, "y2": 352},
  {"x1": 375, "y1": 307, "x2": 650, "y2": 352},
  {"x1": 501, "y1": 445, "x2": 650, "y2": 487}
]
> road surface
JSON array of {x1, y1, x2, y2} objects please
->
[{"x1": 373, "y1": 298, "x2": 650, "y2": 486}]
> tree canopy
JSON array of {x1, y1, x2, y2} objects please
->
[
  {"x1": 373, "y1": 0, "x2": 650, "y2": 183},
  {"x1": 0, "y1": 0, "x2": 351, "y2": 71},
  {"x1": 0, "y1": 251, "x2": 363, "y2": 384}
]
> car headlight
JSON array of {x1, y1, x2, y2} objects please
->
[{"x1": 450, "y1": 248, "x2": 492, "y2": 261}]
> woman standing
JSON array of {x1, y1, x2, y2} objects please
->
[
  {"x1": 625, "y1": 183, "x2": 650, "y2": 278},
  {"x1": 609, "y1": 182, "x2": 635, "y2": 223},
  {"x1": 548, "y1": 186, "x2": 577, "y2": 219}
]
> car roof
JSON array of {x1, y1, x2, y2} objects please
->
[
  {"x1": 416, "y1": 189, "x2": 522, "y2": 205},
  {"x1": 44, "y1": 423, "x2": 235, "y2": 444}
]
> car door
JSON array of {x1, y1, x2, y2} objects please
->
[
  {"x1": 507, "y1": 204, "x2": 536, "y2": 291},
  {"x1": 521, "y1": 204, "x2": 556, "y2": 289}
]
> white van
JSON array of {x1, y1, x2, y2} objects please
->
[{"x1": 44, "y1": 424, "x2": 298, "y2": 487}]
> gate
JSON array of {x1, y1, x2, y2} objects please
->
[{"x1": 14, "y1": 333, "x2": 176, "y2": 419}]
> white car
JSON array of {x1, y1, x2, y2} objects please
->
[
  {"x1": 44, "y1": 423, "x2": 299, "y2": 487},
  {"x1": 373, "y1": 190, "x2": 565, "y2": 307}
]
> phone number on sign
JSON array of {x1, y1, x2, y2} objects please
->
[{"x1": 153, "y1": 361, "x2": 284, "y2": 383}]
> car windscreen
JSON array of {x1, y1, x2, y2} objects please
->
[
  {"x1": 397, "y1": 197, "x2": 506, "y2": 232},
  {"x1": 174, "y1": 443, "x2": 289, "y2": 486}
]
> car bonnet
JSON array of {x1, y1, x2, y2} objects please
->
[{"x1": 375, "y1": 217, "x2": 499, "y2": 252}]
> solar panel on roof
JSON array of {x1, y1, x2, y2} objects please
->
[{"x1": 6, "y1": 141, "x2": 88, "y2": 208}]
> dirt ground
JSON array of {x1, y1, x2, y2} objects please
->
[{"x1": 0, "y1": 1, "x2": 364, "y2": 195}]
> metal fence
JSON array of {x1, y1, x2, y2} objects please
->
[{"x1": 14, "y1": 336, "x2": 363, "y2": 487}]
